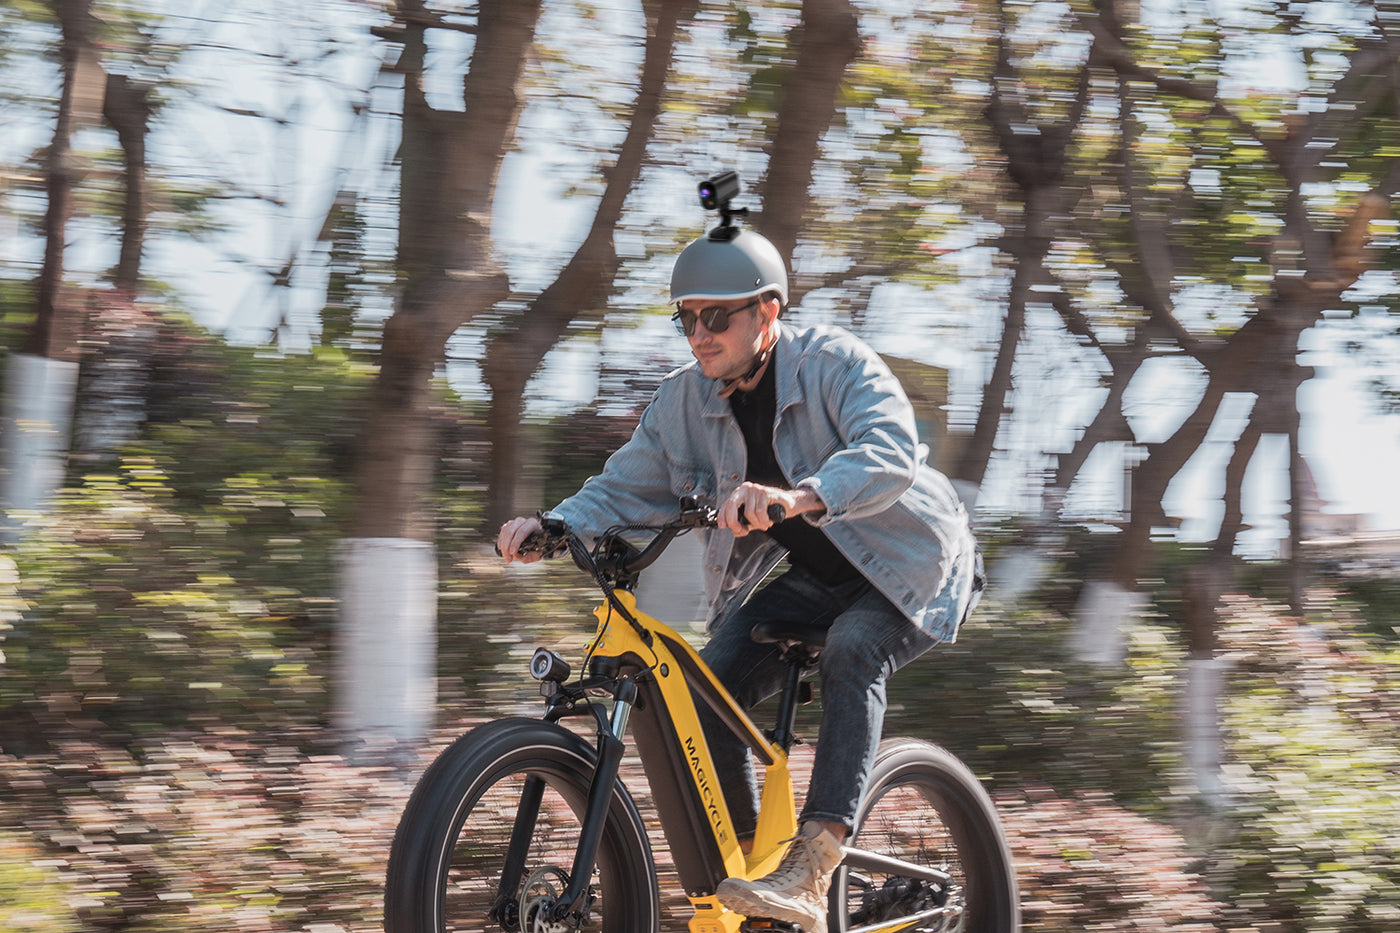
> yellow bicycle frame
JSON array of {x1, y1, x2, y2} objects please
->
[{"x1": 583, "y1": 589, "x2": 799, "y2": 933}]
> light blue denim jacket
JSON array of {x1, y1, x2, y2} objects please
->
[{"x1": 552, "y1": 321, "x2": 976, "y2": 642}]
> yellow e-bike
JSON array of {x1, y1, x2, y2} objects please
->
[{"x1": 384, "y1": 500, "x2": 1019, "y2": 933}]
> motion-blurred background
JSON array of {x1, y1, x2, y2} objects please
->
[{"x1": 2, "y1": 1, "x2": 1399, "y2": 930}]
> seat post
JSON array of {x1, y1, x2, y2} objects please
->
[
  {"x1": 752, "y1": 618, "x2": 825, "y2": 754},
  {"x1": 770, "y1": 649, "x2": 806, "y2": 752}
]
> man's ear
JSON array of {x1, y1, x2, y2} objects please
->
[{"x1": 760, "y1": 293, "x2": 782, "y2": 327}]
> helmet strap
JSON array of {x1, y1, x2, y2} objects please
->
[{"x1": 717, "y1": 328, "x2": 777, "y2": 399}]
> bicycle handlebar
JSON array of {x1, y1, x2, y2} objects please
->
[{"x1": 505, "y1": 497, "x2": 787, "y2": 587}]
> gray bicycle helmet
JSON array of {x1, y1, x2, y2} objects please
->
[{"x1": 669, "y1": 227, "x2": 789, "y2": 307}]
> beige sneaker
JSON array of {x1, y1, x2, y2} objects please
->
[{"x1": 716, "y1": 821, "x2": 844, "y2": 933}]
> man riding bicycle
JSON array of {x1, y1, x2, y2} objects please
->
[{"x1": 497, "y1": 197, "x2": 982, "y2": 933}]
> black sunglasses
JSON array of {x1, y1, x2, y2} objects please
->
[{"x1": 671, "y1": 298, "x2": 761, "y2": 337}]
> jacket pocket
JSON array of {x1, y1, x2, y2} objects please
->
[{"x1": 667, "y1": 461, "x2": 716, "y2": 502}]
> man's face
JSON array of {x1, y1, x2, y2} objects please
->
[{"x1": 680, "y1": 295, "x2": 774, "y2": 382}]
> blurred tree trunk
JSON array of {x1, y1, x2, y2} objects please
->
[
  {"x1": 21, "y1": 0, "x2": 101, "y2": 363},
  {"x1": 1214, "y1": 419, "x2": 1263, "y2": 559},
  {"x1": 1285, "y1": 371, "x2": 1306, "y2": 612},
  {"x1": 355, "y1": 0, "x2": 536, "y2": 541},
  {"x1": 103, "y1": 72, "x2": 152, "y2": 295},
  {"x1": 1070, "y1": 2, "x2": 1231, "y2": 660},
  {"x1": 1178, "y1": 409, "x2": 1261, "y2": 805},
  {"x1": 1172, "y1": 327, "x2": 1307, "y2": 804},
  {"x1": 72, "y1": 72, "x2": 158, "y2": 464},
  {"x1": 1242, "y1": 306, "x2": 1318, "y2": 612},
  {"x1": 1180, "y1": 559, "x2": 1230, "y2": 805},
  {"x1": 1, "y1": 0, "x2": 103, "y2": 537},
  {"x1": 950, "y1": 1, "x2": 1092, "y2": 501},
  {"x1": 481, "y1": 0, "x2": 697, "y2": 532},
  {"x1": 754, "y1": 0, "x2": 861, "y2": 275},
  {"x1": 338, "y1": 0, "x2": 540, "y2": 757}
]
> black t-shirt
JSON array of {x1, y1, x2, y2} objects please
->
[{"x1": 728, "y1": 356, "x2": 861, "y2": 585}]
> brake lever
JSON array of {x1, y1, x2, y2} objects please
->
[{"x1": 677, "y1": 503, "x2": 719, "y2": 528}]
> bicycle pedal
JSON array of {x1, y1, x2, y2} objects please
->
[{"x1": 740, "y1": 919, "x2": 803, "y2": 933}]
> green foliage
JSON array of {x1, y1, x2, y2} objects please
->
[
  {"x1": 888, "y1": 598, "x2": 1183, "y2": 808},
  {"x1": 0, "y1": 829, "x2": 78, "y2": 933},
  {"x1": 4, "y1": 461, "x2": 338, "y2": 739},
  {"x1": 0, "y1": 319, "x2": 506, "y2": 745},
  {"x1": 317, "y1": 192, "x2": 374, "y2": 350},
  {"x1": 1205, "y1": 599, "x2": 1400, "y2": 931},
  {"x1": 0, "y1": 279, "x2": 35, "y2": 354},
  {"x1": 3, "y1": 330, "x2": 375, "y2": 740},
  {"x1": 539, "y1": 407, "x2": 637, "y2": 507},
  {"x1": 139, "y1": 363, "x2": 361, "y2": 511},
  {"x1": 1334, "y1": 576, "x2": 1400, "y2": 640}
]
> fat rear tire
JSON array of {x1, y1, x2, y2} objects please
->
[{"x1": 832, "y1": 737, "x2": 1020, "y2": 933}]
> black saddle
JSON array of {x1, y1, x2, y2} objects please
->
[{"x1": 750, "y1": 618, "x2": 828, "y2": 652}]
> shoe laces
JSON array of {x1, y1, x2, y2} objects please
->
[{"x1": 767, "y1": 827, "x2": 825, "y2": 892}]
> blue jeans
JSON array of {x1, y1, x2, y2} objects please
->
[{"x1": 698, "y1": 562, "x2": 955, "y2": 838}]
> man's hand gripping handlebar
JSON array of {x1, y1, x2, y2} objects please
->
[
  {"x1": 495, "y1": 511, "x2": 570, "y2": 564},
  {"x1": 494, "y1": 498, "x2": 787, "y2": 567}
]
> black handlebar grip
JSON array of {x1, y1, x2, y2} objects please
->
[{"x1": 737, "y1": 502, "x2": 788, "y2": 527}]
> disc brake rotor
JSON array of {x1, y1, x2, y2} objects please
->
[{"x1": 519, "y1": 866, "x2": 572, "y2": 933}]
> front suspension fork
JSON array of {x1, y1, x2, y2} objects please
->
[
  {"x1": 494, "y1": 677, "x2": 639, "y2": 926},
  {"x1": 492, "y1": 774, "x2": 548, "y2": 927}
]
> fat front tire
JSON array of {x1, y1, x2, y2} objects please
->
[
  {"x1": 832, "y1": 738, "x2": 1020, "y2": 933},
  {"x1": 384, "y1": 717, "x2": 659, "y2": 933}
]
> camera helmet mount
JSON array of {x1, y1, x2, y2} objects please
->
[
  {"x1": 671, "y1": 171, "x2": 789, "y2": 308},
  {"x1": 697, "y1": 170, "x2": 748, "y2": 241},
  {"x1": 672, "y1": 171, "x2": 786, "y2": 396}
]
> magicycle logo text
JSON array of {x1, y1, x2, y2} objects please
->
[{"x1": 684, "y1": 735, "x2": 729, "y2": 845}]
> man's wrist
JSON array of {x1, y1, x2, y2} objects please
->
[{"x1": 792, "y1": 486, "x2": 827, "y2": 518}]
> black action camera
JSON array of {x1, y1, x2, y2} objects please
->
[
  {"x1": 698, "y1": 171, "x2": 740, "y2": 211},
  {"x1": 697, "y1": 170, "x2": 747, "y2": 240}
]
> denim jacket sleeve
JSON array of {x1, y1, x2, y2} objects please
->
[
  {"x1": 780, "y1": 332, "x2": 923, "y2": 525},
  {"x1": 773, "y1": 324, "x2": 977, "y2": 641},
  {"x1": 548, "y1": 367, "x2": 788, "y2": 624},
  {"x1": 548, "y1": 382, "x2": 691, "y2": 544}
]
